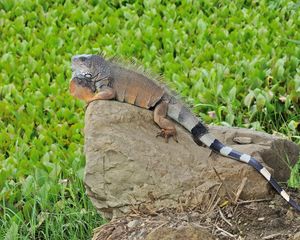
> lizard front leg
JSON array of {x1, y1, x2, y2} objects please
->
[
  {"x1": 154, "y1": 101, "x2": 178, "y2": 143},
  {"x1": 87, "y1": 87, "x2": 115, "y2": 103},
  {"x1": 70, "y1": 79, "x2": 115, "y2": 103}
]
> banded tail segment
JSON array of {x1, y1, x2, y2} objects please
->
[
  {"x1": 167, "y1": 102, "x2": 300, "y2": 212},
  {"x1": 192, "y1": 123, "x2": 300, "y2": 212},
  {"x1": 198, "y1": 133, "x2": 300, "y2": 212}
]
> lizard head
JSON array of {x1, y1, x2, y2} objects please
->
[{"x1": 71, "y1": 54, "x2": 110, "y2": 82}]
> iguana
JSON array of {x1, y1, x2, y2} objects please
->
[{"x1": 70, "y1": 54, "x2": 300, "y2": 212}]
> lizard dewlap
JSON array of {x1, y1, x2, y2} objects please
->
[{"x1": 70, "y1": 54, "x2": 300, "y2": 212}]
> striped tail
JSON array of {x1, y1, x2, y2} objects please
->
[{"x1": 167, "y1": 102, "x2": 300, "y2": 212}]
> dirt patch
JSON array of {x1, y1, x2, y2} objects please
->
[{"x1": 92, "y1": 188, "x2": 300, "y2": 240}]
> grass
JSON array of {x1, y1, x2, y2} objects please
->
[{"x1": 0, "y1": 0, "x2": 299, "y2": 239}]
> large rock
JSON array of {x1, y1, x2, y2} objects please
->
[{"x1": 84, "y1": 101, "x2": 299, "y2": 220}]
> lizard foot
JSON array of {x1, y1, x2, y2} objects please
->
[{"x1": 156, "y1": 129, "x2": 178, "y2": 143}]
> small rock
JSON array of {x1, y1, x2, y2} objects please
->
[
  {"x1": 181, "y1": 215, "x2": 189, "y2": 222},
  {"x1": 269, "y1": 218, "x2": 284, "y2": 228},
  {"x1": 258, "y1": 217, "x2": 265, "y2": 221},
  {"x1": 190, "y1": 212, "x2": 200, "y2": 218},
  {"x1": 286, "y1": 210, "x2": 294, "y2": 221},
  {"x1": 189, "y1": 212, "x2": 200, "y2": 221},
  {"x1": 127, "y1": 219, "x2": 139, "y2": 228},
  {"x1": 268, "y1": 204, "x2": 275, "y2": 209},
  {"x1": 293, "y1": 232, "x2": 300, "y2": 240},
  {"x1": 205, "y1": 218, "x2": 212, "y2": 224},
  {"x1": 109, "y1": 225, "x2": 123, "y2": 239}
]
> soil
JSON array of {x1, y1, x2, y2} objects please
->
[{"x1": 92, "y1": 188, "x2": 300, "y2": 240}]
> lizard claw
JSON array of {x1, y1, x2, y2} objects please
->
[{"x1": 156, "y1": 129, "x2": 178, "y2": 143}]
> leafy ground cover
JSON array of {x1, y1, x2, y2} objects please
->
[{"x1": 0, "y1": 0, "x2": 299, "y2": 239}]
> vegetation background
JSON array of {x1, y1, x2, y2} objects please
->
[{"x1": 0, "y1": 0, "x2": 299, "y2": 239}]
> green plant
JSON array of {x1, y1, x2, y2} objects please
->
[{"x1": 0, "y1": 0, "x2": 299, "y2": 238}]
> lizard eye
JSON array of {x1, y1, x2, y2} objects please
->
[
  {"x1": 84, "y1": 73, "x2": 92, "y2": 78},
  {"x1": 79, "y1": 56, "x2": 87, "y2": 62}
]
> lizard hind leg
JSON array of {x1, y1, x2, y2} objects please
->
[{"x1": 154, "y1": 101, "x2": 178, "y2": 143}]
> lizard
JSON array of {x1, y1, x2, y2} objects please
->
[{"x1": 69, "y1": 54, "x2": 300, "y2": 212}]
